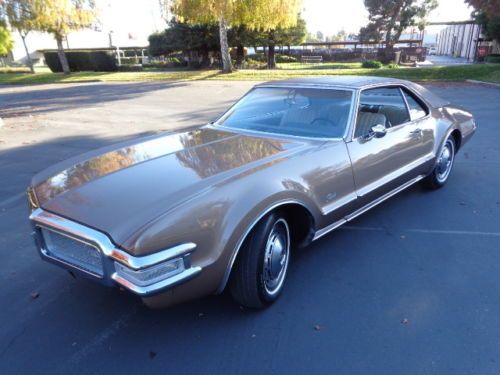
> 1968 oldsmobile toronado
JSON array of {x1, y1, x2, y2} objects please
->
[{"x1": 28, "y1": 77, "x2": 476, "y2": 309}]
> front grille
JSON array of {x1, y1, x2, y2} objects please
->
[{"x1": 40, "y1": 228, "x2": 104, "y2": 277}]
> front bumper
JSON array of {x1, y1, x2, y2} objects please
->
[{"x1": 29, "y1": 208, "x2": 202, "y2": 297}]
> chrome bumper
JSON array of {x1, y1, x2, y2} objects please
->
[{"x1": 29, "y1": 208, "x2": 201, "y2": 297}]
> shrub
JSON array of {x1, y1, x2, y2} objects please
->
[
  {"x1": 276, "y1": 54, "x2": 297, "y2": 63},
  {"x1": 385, "y1": 63, "x2": 400, "y2": 69},
  {"x1": 44, "y1": 51, "x2": 118, "y2": 72},
  {"x1": 362, "y1": 60, "x2": 383, "y2": 69},
  {"x1": 0, "y1": 66, "x2": 31, "y2": 73},
  {"x1": 117, "y1": 65, "x2": 143, "y2": 72},
  {"x1": 143, "y1": 57, "x2": 187, "y2": 69},
  {"x1": 246, "y1": 53, "x2": 266, "y2": 62},
  {"x1": 485, "y1": 54, "x2": 500, "y2": 63}
]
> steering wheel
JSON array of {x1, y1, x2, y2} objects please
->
[{"x1": 311, "y1": 118, "x2": 337, "y2": 127}]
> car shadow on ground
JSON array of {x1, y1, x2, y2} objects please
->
[{"x1": 0, "y1": 81, "x2": 190, "y2": 118}]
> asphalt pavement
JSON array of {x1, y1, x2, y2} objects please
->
[{"x1": 0, "y1": 80, "x2": 499, "y2": 375}]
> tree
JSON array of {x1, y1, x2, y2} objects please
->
[
  {"x1": 464, "y1": 0, "x2": 500, "y2": 17},
  {"x1": 360, "y1": 0, "x2": 437, "y2": 54},
  {"x1": 149, "y1": 19, "x2": 220, "y2": 67},
  {"x1": 230, "y1": 15, "x2": 305, "y2": 69},
  {"x1": 305, "y1": 32, "x2": 319, "y2": 42},
  {"x1": 172, "y1": 0, "x2": 303, "y2": 73},
  {"x1": 278, "y1": 16, "x2": 307, "y2": 52},
  {"x1": 263, "y1": 16, "x2": 306, "y2": 68},
  {"x1": 477, "y1": 12, "x2": 500, "y2": 42},
  {"x1": 35, "y1": 0, "x2": 95, "y2": 74},
  {"x1": 466, "y1": 0, "x2": 500, "y2": 43},
  {"x1": 0, "y1": 21, "x2": 14, "y2": 58},
  {"x1": 228, "y1": 25, "x2": 260, "y2": 68},
  {"x1": 2, "y1": 0, "x2": 41, "y2": 73}
]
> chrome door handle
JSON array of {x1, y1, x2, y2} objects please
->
[{"x1": 409, "y1": 128, "x2": 422, "y2": 135}]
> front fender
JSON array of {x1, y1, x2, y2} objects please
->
[{"x1": 127, "y1": 161, "x2": 321, "y2": 305}]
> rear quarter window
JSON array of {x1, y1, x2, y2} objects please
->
[{"x1": 402, "y1": 88, "x2": 428, "y2": 120}]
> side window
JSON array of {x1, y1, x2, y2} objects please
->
[
  {"x1": 402, "y1": 89, "x2": 428, "y2": 120},
  {"x1": 355, "y1": 87, "x2": 410, "y2": 138}
]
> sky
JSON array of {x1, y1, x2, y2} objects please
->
[
  {"x1": 301, "y1": 0, "x2": 474, "y2": 36},
  {"x1": 93, "y1": 0, "x2": 475, "y2": 46}
]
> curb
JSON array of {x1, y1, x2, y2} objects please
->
[{"x1": 466, "y1": 79, "x2": 500, "y2": 88}]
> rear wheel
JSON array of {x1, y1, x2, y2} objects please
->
[
  {"x1": 422, "y1": 136, "x2": 455, "y2": 189},
  {"x1": 229, "y1": 212, "x2": 290, "y2": 309}
]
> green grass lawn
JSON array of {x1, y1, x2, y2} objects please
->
[{"x1": 0, "y1": 63, "x2": 498, "y2": 85}]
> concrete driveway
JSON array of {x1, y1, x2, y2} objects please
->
[
  {"x1": 0, "y1": 80, "x2": 499, "y2": 375},
  {"x1": 420, "y1": 55, "x2": 472, "y2": 66}
]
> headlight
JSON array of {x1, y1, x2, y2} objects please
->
[{"x1": 114, "y1": 258, "x2": 185, "y2": 287}]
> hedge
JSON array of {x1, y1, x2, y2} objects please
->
[
  {"x1": 362, "y1": 60, "x2": 383, "y2": 69},
  {"x1": 275, "y1": 54, "x2": 297, "y2": 63},
  {"x1": 486, "y1": 54, "x2": 500, "y2": 64},
  {"x1": 44, "y1": 51, "x2": 118, "y2": 72}
]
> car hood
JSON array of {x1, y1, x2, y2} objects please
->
[{"x1": 32, "y1": 126, "x2": 306, "y2": 247}]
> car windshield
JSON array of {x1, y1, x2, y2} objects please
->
[{"x1": 216, "y1": 87, "x2": 353, "y2": 138}]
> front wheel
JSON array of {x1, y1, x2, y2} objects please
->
[
  {"x1": 229, "y1": 212, "x2": 291, "y2": 309},
  {"x1": 422, "y1": 136, "x2": 456, "y2": 189}
]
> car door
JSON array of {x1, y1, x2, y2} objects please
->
[
  {"x1": 400, "y1": 86, "x2": 435, "y2": 160},
  {"x1": 346, "y1": 86, "x2": 433, "y2": 207}
]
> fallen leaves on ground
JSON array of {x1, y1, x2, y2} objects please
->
[{"x1": 30, "y1": 292, "x2": 40, "y2": 299}]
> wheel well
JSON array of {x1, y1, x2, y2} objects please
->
[
  {"x1": 222, "y1": 202, "x2": 315, "y2": 293},
  {"x1": 451, "y1": 129, "x2": 462, "y2": 151},
  {"x1": 276, "y1": 203, "x2": 315, "y2": 249}
]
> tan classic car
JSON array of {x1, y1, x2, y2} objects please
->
[{"x1": 28, "y1": 77, "x2": 476, "y2": 309}]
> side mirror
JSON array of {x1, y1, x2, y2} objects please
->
[{"x1": 370, "y1": 124, "x2": 387, "y2": 138}]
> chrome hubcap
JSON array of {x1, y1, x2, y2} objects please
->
[
  {"x1": 263, "y1": 219, "x2": 290, "y2": 296},
  {"x1": 436, "y1": 140, "x2": 454, "y2": 182}
]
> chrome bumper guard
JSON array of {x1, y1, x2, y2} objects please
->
[{"x1": 29, "y1": 208, "x2": 201, "y2": 297}]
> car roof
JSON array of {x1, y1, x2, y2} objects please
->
[
  {"x1": 257, "y1": 76, "x2": 408, "y2": 89},
  {"x1": 257, "y1": 76, "x2": 450, "y2": 108}
]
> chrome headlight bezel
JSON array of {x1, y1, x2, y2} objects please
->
[{"x1": 30, "y1": 208, "x2": 202, "y2": 296}]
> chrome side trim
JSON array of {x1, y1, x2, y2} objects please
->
[
  {"x1": 346, "y1": 175, "x2": 425, "y2": 222},
  {"x1": 312, "y1": 219, "x2": 347, "y2": 241},
  {"x1": 313, "y1": 175, "x2": 425, "y2": 241},
  {"x1": 357, "y1": 153, "x2": 434, "y2": 197},
  {"x1": 321, "y1": 192, "x2": 358, "y2": 215},
  {"x1": 216, "y1": 199, "x2": 313, "y2": 294}
]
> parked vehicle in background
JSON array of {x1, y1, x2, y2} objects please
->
[
  {"x1": 28, "y1": 76, "x2": 476, "y2": 309},
  {"x1": 428, "y1": 46, "x2": 437, "y2": 55}
]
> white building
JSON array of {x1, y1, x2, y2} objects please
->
[
  {"x1": 435, "y1": 23, "x2": 498, "y2": 61},
  {"x1": 8, "y1": 0, "x2": 165, "y2": 65}
]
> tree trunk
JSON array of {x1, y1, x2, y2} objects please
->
[
  {"x1": 20, "y1": 32, "x2": 35, "y2": 74},
  {"x1": 55, "y1": 35, "x2": 70, "y2": 74},
  {"x1": 383, "y1": 26, "x2": 395, "y2": 63},
  {"x1": 218, "y1": 16, "x2": 232, "y2": 73},
  {"x1": 235, "y1": 45, "x2": 244, "y2": 68},
  {"x1": 267, "y1": 44, "x2": 276, "y2": 69}
]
